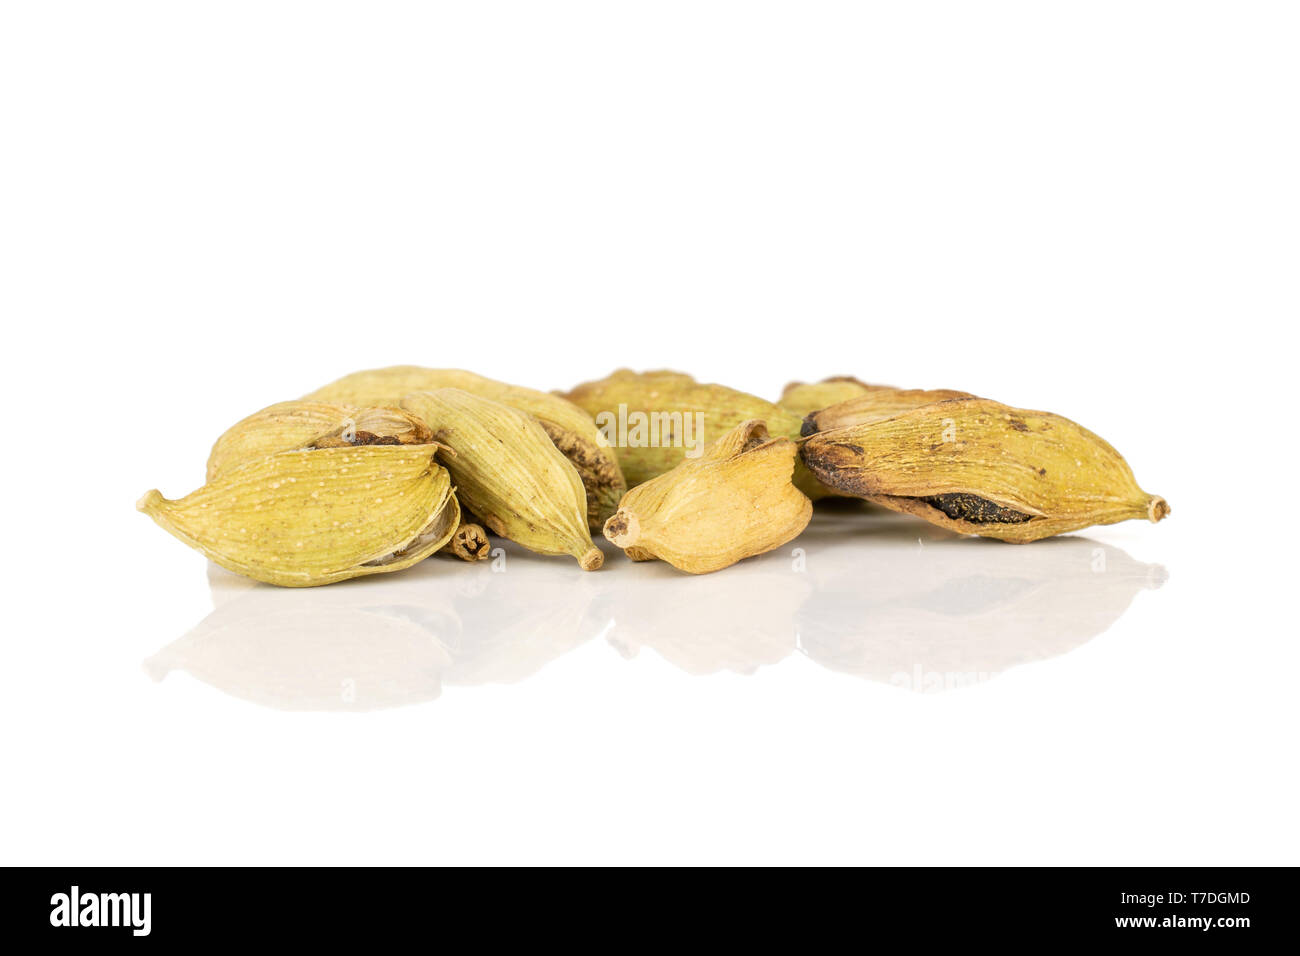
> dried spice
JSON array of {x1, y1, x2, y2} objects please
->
[
  {"x1": 603, "y1": 420, "x2": 812, "y2": 573},
  {"x1": 138, "y1": 445, "x2": 460, "y2": 586},
  {"x1": 205, "y1": 401, "x2": 432, "y2": 480},
  {"x1": 306, "y1": 407, "x2": 432, "y2": 449},
  {"x1": 305, "y1": 366, "x2": 625, "y2": 530},
  {"x1": 444, "y1": 516, "x2": 491, "y2": 561},
  {"x1": 800, "y1": 398, "x2": 1169, "y2": 542},
  {"x1": 800, "y1": 387, "x2": 976, "y2": 435},
  {"x1": 777, "y1": 376, "x2": 877, "y2": 419},
  {"x1": 142, "y1": 365, "x2": 1170, "y2": 587},
  {"x1": 401, "y1": 388, "x2": 604, "y2": 570},
  {"x1": 562, "y1": 368, "x2": 829, "y2": 499}
]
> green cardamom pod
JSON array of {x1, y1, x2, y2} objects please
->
[
  {"x1": 563, "y1": 368, "x2": 829, "y2": 499},
  {"x1": 206, "y1": 401, "x2": 431, "y2": 480},
  {"x1": 777, "y1": 376, "x2": 877, "y2": 419},
  {"x1": 800, "y1": 397, "x2": 1169, "y2": 542},
  {"x1": 401, "y1": 388, "x2": 603, "y2": 570},
  {"x1": 305, "y1": 366, "x2": 625, "y2": 530},
  {"x1": 139, "y1": 444, "x2": 460, "y2": 586}
]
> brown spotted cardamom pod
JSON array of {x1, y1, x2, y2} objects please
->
[
  {"x1": 800, "y1": 398, "x2": 1168, "y2": 543},
  {"x1": 800, "y1": 386, "x2": 976, "y2": 435}
]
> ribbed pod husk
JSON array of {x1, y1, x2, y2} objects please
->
[
  {"x1": 305, "y1": 366, "x2": 625, "y2": 530},
  {"x1": 603, "y1": 419, "x2": 812, "y2": 573},
  {"x1": 800, "y1": 398, "x2": 1169, "y2": 543},
  {"x1": 400, "y1": 388, "x2": 603, "y2": 570},
  {"x1": 800, "y1": 387, "x2": 976, "y2": 435},
  {"x1": 138, "y1": 445, "x2": 460, "y2": 586},
  {"x1": 562, "y1": 368, "x2": 828, "y2": 499},
  {"x1": 777, "y1": 377, "x2": 877, "y2": 419},
  {"x1": 206, "y1": 400, "x2": 432, "y2": 480}
]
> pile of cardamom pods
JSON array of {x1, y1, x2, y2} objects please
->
[{"x1": 138, "y1": 368, "x2": 1169, "y2": 586}]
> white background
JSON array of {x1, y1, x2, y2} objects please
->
[{"x1": 2, "y1": 2, "x2": 1296, "y2": 865}]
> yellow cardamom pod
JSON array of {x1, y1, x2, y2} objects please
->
[
  {"x1": 562, "y1": 368, "x2": 828, "y2": 498},
  {"x1": 799, "y1": 386, "x2": 975, "y2": 435},
  {"x1": 400, "y1": 388, "x2": 603, "y2": 570},
  {"x1": 603, "y1": 419, "x2": 812, "y2": 573},
  {"x1": 206, "y1": 400, "x2": 431, "y2": 480},
  {"x1": 777, "y1": 376, "x2": 877, "y2": 419},
  {"x1": 305, "y1": 366, "x2": 626, "y2": 530},
  {"x1": 138, "y1": 444, "x2": 460, "y2": 586},
  {"x1": 800, "y1": 398, "x2": 1169, "y2": 542}
]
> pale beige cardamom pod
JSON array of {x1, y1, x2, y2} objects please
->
[
  {"x1": 602, "y1": 419, "x2": 812, "y2": 573},
  {"x1": 562, "y1": 368, "x2": 828, "y2": 499},
  {"x1": 401, "y1": 388, "x2": 603, "y2": 570},
  {"x1": 305, "y1": 366, "x2": 625, "y2": 530},
  {"x1": 138, "y1": 444, "x2": 460, "y2": 586},
  {"x1": 800, "y1": 387, "x2": 976, "y2": 435},
  {"x1": 206, "y1": 400, "x2": 431, "y2": 480},
  {"x1": 800, "y1": 397, "x2": 1169, "y2": 543}
]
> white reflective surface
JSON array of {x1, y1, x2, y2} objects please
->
[
  {"x1": 146, "y1": 508, "x2": 1167, "y2": 710},
  {"x1": 15, "y1": 483, "x2": 1292, "y2": 867},
  {"x1": 5, "y1": 2, "x2": 1296, "y2": 867}
]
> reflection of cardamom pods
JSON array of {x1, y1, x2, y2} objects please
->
[
  {"x1": 777, "y1": 376, "x2": 876, "y2": 419},
  {"x1": 206, "y1": 401, "x2": 432, "y2": 480},
  {"x1": 794, "y1": 512, "x2": 1168, "y2": 689},
  {"x1": 401, "y1": 389, "x2": 603, "y2": 570},
  {"x1": 595, "y1": 564, "x2": 808, "y2": 674},
  {"x1": 444, "y1": 516, "x2": 491, "y2": 561},
  {"x1": 800, "y1": 387, "x2": 975, "y2": 435},
  {"x1": 563, "y1": 368, "x2": 827, "y2": 498},
  {"x1": 800, "y1": 398, "x2": 1169, "y2": 542},
  {"x1": 305, "y1": 366, "x2": 625, "y2": 530},
  {"x1": 603, "y1": 420, "x2": 812, "y2": 573},
  {"x1": 138, "y1": 445, "x2": 460, "y2": 586}
]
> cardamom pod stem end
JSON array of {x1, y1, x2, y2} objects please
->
[
  {"x1": 1148, "y1": 496, "x2": 1170, "y2": 522},
  {"x1": 444, "y1": 521, "x2": 491, "y2": 561},
  {"x1": 602, "y1": 510, "x2": 639, "y2": 549},
  {"x1": 579, "y1": 547, "x2": 604, "y2": 571}
]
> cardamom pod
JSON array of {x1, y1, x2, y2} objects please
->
[
  {"x1": 400, "y1": 388, "x2": 604, "y2": 570},
  {"x1": 138, "y1": 444, "x2": 461, "y2": 586},
  {"x1": 305, "y1": 366, "x2": 625, "y2": 530},
  {"x1": 206, "y1": 400, "x2": 432, "y2": 480},
  {"x1": 777, "y1": 376, "x2": 876, "y2": 419},
  {"x1": 602, "y1": 420, "x2": 812, "y2": 573},
  {"x1": 800, "y1": 386, "x2": 975, "y2": 435},
  {"x1": 562, "y1": 368, "x2": 828, "y2": 498},
  {"x1": 800, "y1": 398, "x2": 1169, "y2": 542}
]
